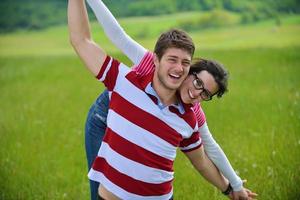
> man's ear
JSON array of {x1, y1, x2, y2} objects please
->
[{"x1": 153, "y1": 53, "x2": 159, "y2": 68}]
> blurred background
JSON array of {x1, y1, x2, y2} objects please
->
[{"x1": 0, "y1": 0, "x2": 299, "y2": 199}]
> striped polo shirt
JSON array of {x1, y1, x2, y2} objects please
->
[{"x1": 88, "y1": 55, "x2": 201, "y2": 199}]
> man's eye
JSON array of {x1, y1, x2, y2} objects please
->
[{"x1": 182, "y1": 62, "x2": 190, "y2": 67}]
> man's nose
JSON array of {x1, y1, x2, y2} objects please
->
[{"x1": 174, "y1": 62, "x2": 184, "y2": 73}]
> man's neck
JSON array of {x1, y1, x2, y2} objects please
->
[{"x1": 152, "y1": 76, "x2": 178, "y2": 106}]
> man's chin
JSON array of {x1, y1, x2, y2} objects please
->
[{"x1": 166, "y1": 83, "x2": 181, "y2": 91}]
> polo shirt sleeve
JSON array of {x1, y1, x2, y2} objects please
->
[
  {"x1": 95, "y1": 56, "x2": 121, "y2": 91},
  {"x1": 179, "y1": 131, "x2": 202, "y2": 152}
]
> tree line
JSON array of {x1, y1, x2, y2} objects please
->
[{"x1": 0, "y1": 0, "x2": 299, "y2": 33}]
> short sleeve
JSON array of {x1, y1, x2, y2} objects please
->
[
  {"x1": 179, "y1": 131, "x2": 202, "y2": 152},
  {"x1": 96, "y1": 56, "x2": 121, "y2": 91}
]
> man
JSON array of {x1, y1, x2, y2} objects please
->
[{"x1": 68, "y1": 0, "x2": 232, "y2": 199}]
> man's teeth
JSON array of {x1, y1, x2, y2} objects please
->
[
  {"x1": 189, "y1": 90, "x2": 195, "y2": 99},
  {"x1": 170, "y1": 74, "x2": 180, "y2": 78}
]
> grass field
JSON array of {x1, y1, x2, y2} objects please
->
[{"x1": 0, "y1": 12, "x2": 300, "y2": 199}]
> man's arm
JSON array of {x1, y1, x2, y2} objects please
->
[
  {"x1": 68, "y1": 0, "x2": 106, "y2": 76},
  {"x1": 200, "y1": 123, "x2": 255, "y2": 199},
  {"x1": 194, "y1": 105, "x2": 258, "y2": 199},
  {"x1": 200, "y1": 123, "x2": 243, "y2": 189},
  {"x1": 185, "y1": 146, "x2": 258, "y2": 199},
  {"x1": 194, "y1": 105, "x2": 244, "y2": 190},
  {"x1": 184, "y1": 146, "x2": 229, "y2": 193}
]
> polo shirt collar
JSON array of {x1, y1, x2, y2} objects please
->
[{"x1": 145, "y1": 83, "x2": 185, "y2": 114}]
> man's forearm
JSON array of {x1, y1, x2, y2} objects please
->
[
  {"x1": 185, "y1": 146, "x2": 229, "y2": 192},
  {"x1": 200, "y1": 124, "x2": 243, "y2": 191}
]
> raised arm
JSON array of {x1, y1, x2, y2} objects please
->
[
  {"x1": 68, "y1": 0, "x2": 106, "y2": 76},
  {"x1": 86, "y1": 0, "x2": 146, "y2": 65}
]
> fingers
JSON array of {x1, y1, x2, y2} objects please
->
[
  {"x1": 248, "y1": 192, "x2": 258, "y2": 198},
  {"x1": 239, "y1": 180, "x2": 258, "y2": 200},
  {"x1": 232, "y1": 193, "x2": 240, "y2": 200},
  {"x1": 247, "y1": 191, "x2": 258, "y2": 199},
  {"x1": 246, "y1": 189, "x2": 258, "y2": 197}
]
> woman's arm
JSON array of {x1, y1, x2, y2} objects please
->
[
  {"x1": 87, "y1": 0, "x2": 146, "y2": 65},
  {"x1": 200, "y1": 124, "x2": 258, "y2": 199},
  {"x1": 193, "y1": 104, "x2": 243, "y2": 191}
]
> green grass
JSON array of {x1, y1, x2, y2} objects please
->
[
  {"x1": 1, "y1": 12, "x2": 299, "y2": 56},
  {"x1": 174, "y1": 47, "x2": 300, "y2": 199},
  {"x1": 0, "y1": 12, "x2": 300, "y2": 199}
]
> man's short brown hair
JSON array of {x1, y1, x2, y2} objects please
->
[{"x1": 154, "y1": 29, "x2": 195, "y2": 60}]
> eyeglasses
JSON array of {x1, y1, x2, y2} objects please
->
[{"x1": 192, "y1": 72, "x2": 213, "y2": 101}]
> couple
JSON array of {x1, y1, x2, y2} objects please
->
[{"x1": 68, "y1": 0, "x2": 257, "y2": 199}]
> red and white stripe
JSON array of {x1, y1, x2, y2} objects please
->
[
  {"x1": 132, "y1": 51, "x2": 155, "y2": 76},
  {"x1": 193, "y1": 103, "x2": 206, "y2": 127}
]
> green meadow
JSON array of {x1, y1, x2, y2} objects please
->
[{"x1": 0, "y1": 12, "x2": 300, "y2": 199}]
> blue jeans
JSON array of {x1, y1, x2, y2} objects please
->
[{"x1": 85, "y1": 90, "x2": 109, "y2": 200}]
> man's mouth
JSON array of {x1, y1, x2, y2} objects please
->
[{"x1": 169, "y1": 73, "x2": 180, "y2": 79}]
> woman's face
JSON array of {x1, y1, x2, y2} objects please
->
[{"x1": 179, "y1": 70, "x2": 219, "y2": 105}]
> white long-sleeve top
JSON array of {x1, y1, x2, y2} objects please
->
[{"x1": 87, "y1": 0, "x2": 243, "y2": 191}]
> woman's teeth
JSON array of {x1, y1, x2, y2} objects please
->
[{"x1": 189, "y1": 90, "x2": 195, "y2": 99}]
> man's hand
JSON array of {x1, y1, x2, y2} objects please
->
[{"x1": 228, "y1": 180, "x2": 258, "y2": 200}]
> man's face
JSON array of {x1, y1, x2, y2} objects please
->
[
  {"x1": 179, "y1": 70, "x2": 219, "y2": 105},
  {"x1": 154, "y1": 47, "x2": 191, "y2": 92}
]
